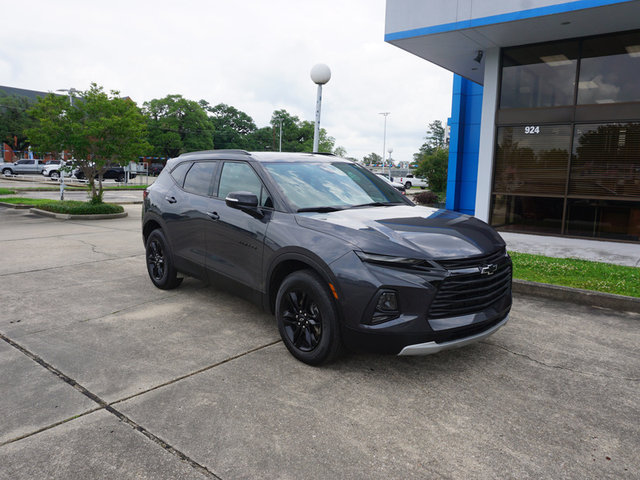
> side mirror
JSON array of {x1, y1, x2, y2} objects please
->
[{"x1": 225, "y1": 191, "x2": 259, "y2": 209}]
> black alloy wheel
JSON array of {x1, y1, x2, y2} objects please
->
[
  {"x1": 276, "y1": 270, "x2": 342, "y2": 365},
  {"x1": 145, "y1": 229, "x2": 182, "y2": 290}
]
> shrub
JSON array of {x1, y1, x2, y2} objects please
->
[{"x1": 414, "y1": 191, "x2": 439, "y2": 205}]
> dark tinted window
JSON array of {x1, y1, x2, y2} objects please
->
[
  {"x1": 218, "y1": 162, "x2": 271, "y2": 207},
  {"x1": 494, "y1": 125, "x2": 572, "y2": 195},
  {"x1": 170, "y1": 162, "x2": 191, "y2": 187},
  {"x1": 500, "y1": 41, "x2": 578, "y2": 109},
  {"x1": 183, "y1": 162, "x2": 217, "y2": 196},
  {"x1": 578, "y1": 31, "x2": 640, "y2": 105},
  {"x1": 570, "y1": 122, "x2": 640, "y2": 199}
]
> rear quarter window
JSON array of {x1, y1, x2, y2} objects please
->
[{"x1": 170, "y1": 162, "x2": 191, "y2": 187}]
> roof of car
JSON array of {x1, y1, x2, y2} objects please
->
[{"x1": 174, "y1": 150, "x2": 347, "y2": 164}]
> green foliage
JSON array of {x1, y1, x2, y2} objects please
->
[
  {"x1": 414, "y1": 148, "x2": 448, "y2": 193},
  {"x1": 0, "y1": 188, "x2": 16, "y2": 195},
  {"x1": 510, "y1": 252, "x2": 640, "y2": 298},
  {"x1": 205, "y1": 102, "x2": 257, "y2": 150},
  {"x1": 143, "y1": 94, "x2": 214, "y2": 158},
  {"x1": 27, "y1": 84, "x2": 150, "y2": 203},
  {"x1": 414, "y1": 120, "x2": 446, "y2": 160},
  {"x1": 0, "y1": 197, "x2": 124, "y2": 214},
  {"x1": 0, "y1": 93, "x2": 35, "y2": 152},
  {"x1": 362, "y1": 152, "x2": 382, "y2": 165}
]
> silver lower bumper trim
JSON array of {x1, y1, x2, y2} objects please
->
[{"x1": 397, "y1": 315, "x2": 509, "y2": 356}]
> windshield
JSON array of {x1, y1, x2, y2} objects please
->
[{"x1": 264, "y1": 162, "x2": 407, "y2": 211}]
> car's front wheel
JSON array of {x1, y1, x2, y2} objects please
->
[
  {"x1": 145, "y1": 229, "x2": 182, "y2": 290},
  {"x1": 276, "y1": 270, "x2": 342, "y2": 365},
  {"x1": 2, "y1": 168, "x2": 12, "y2": 176}
]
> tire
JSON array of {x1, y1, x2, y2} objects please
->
[
  {"x1": 50, "y1": 171, "x2": 60, "y2": 180},
  {"x1": 117, "y1": 174, "x2": 125, "y2": 182},
  {"x1": 404, "y1": 181, "x2": 412, "y2": 189},
  {"x1": 145, "y1": 229, "x2": 182, "y2": 290},
  {"x1": 2, "y1": 168, "x2": 12, "y2": 175},
  {"x1": 276, "y1": 270, "x2": 342, "y2": 365},
  {"x1": 420, "y1": 186, "x2": 426, "y2": 190}
]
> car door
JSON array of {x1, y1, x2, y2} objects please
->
[
  {"x1": 161, "y1": 160, "x2": 220, "y2": 280},
  {"x1": 203, "y1": 161, "x2": 273, "y2": 292},
  {"x1": 14, "y1": 160, "x2": 30, "y2": 174}
]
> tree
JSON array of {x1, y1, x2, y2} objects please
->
[
  {"x1": 0, "y1": 93, "x2": 35, "y2": 154},
  {"x1": 27, "y1": 84, "x2": 150, "y2": 203},
  {"x1": 362, "y1": 152, "x2": 382, "y2": 166},
  {"x1": 414, "y1": 148, "x2": 449, "y2": 193},
  {"x1": 204, "y1": 102, "x2": 257, "y2": 150},
  {"x1": 143, "y1": 94, "x2": 214, "y2": 158},
  {"x1": 414, "y1": 120, "x2": 446, "y2": 160}
]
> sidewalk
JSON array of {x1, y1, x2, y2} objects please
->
[{"x1": 500, "y1": 231, "x2": 640, "y2": 267}]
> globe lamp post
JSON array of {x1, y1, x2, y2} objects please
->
[{"x1": 310, "y1": 64, "x2": 331, "y2": 153}]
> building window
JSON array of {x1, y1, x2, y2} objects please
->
[
  {"x1": 493, "y1": 31, "x2": 640, "y2": 242},
  {"x1": 500, "y1": 41, "x2": 578, "y2": 109},
  {"x1": 578, "y1": 31, "x2": 640, "y2": 105},
  {"x1": 494, "y1": 125, "x2": 571, "y2": 196}
]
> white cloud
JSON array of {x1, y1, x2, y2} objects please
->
[{"x1": 1, "y1": 0, "x2": 453, "y2": 162}]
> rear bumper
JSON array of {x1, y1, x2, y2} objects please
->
[{"x1": 397, "y1": 315, "x2": 508, "y2": 356}]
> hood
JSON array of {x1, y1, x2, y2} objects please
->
[{"x1": 295, "y1": 205, "x2": 505, "y2": 260}]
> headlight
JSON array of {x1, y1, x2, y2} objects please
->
[{"x1": 355, "y1": 251, "x2": 436, "y2": 270}]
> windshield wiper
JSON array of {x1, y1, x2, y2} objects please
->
[
  {"x1": 349, "y1": 202, "x2": 399, "y2": 208},
  {"x1": 297, "y1": 206, "x2": 346, "y2": 213}
]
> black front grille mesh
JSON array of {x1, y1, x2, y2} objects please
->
[{"x1": 428, "y1": 261, "x2": 512, "y2": 319}]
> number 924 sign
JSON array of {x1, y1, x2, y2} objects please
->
[{"x1": 524, "y1": 126, "x2": 540, "y2": 134}]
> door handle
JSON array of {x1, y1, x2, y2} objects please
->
[
  {"x1": 207, "y1": 211, "x2": 219, "y2": 220},
  {"x1": 165, "y1": 196, "x2": 177, "y2": 204}
]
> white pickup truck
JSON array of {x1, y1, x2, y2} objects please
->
[{"x1": 395, "y1": 174, "x2": 428, "y2": 189}]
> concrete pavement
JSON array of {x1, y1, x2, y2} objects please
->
[{"x1": 0, "y1": 205, "x2": 638, "y2": 479}]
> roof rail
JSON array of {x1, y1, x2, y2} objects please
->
[
  {"x1": 179, "y1": 149, "x2": 251, "y2": 156},
  {"x1": 311, "y1": 152, "x2": 336, "y2": 156}
]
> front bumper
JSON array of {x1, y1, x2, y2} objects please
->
[{"x1": 397, "y1": 315, "x2": 509, "y2": 356}]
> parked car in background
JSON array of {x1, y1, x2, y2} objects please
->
[
  {"x1": 376, "y1": 173, "x2": 406, "y2": 194},
  {"x1": 396, "y1": 174, "x2": 428, "y2": 189},
  {"x1": 1, "y1": 159, "x2": 45, "y2": 176},
  {"x1": 142, "y1": 150, "x2": 511, "y2": 365},
  {"x1": 74, "y1": 165, "x2": 136, "y2": 182},
  {"x1": 42, "y1": 161, "x2": 71, "y2": 180},
  {"x1": 148, "y1": 163, "x2": 165, "y2": 176}
]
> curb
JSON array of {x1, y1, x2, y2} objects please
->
[
  {"x1": 0, "y1": 201, "x2": 32, "y2": 209},
  {"x1": 513, "y1": 279, "x2": 640, "y2": 314},
  {"x1": 29, "y1": 208, "x2": 128, "y2": 220}
]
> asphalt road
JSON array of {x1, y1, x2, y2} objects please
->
[{"x1": 0, "y1": 205, "x2": 638, "y2": 479}]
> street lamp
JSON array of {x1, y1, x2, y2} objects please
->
[
  {"x1": 56, "y1": 87, "x2": 79, "y2": 106},
  {"x1": 387, "y1": 147, "x2": 393, "y2": 178},
  {"x1": 278, "y1": 117, "x2": 283, "y2": 152},
  {"x1": 310, "y1": 64, "x2": 331, "y2": 153},
  {"x1": 379, "y1": 112, "x2": 390, "y2": 174}
]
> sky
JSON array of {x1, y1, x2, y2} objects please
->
[{"x1": 1, "y1": 0, "x2": 453, "y2": 163}]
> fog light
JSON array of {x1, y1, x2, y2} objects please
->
[{"x1": 376, "y1": 291, "x2": 398, "y2": 312}]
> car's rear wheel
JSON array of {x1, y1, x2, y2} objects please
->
[
  {"x1": 404, "y1": 181, "x2": 412, "y2": 189},
  {"x1": 145, "y1": 229, "x2": 182, "y2": 290},
  {"x1": 117, "y1": 174, "x2": 125, "y2": 182},
  {"x1": 276, "y1": 270, "x2": 342, "y2": 365},
  {"x1": 50, "y1": 171, "x2": 60, "y2": 180}
]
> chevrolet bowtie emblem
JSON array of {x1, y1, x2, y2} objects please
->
[{"x1": 479, "y1": 264, "x2": 498, "y2": 275}]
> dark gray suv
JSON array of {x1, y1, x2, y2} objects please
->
[{"x1": 142, "y1": 150, "x2": 511, "y2": 365}]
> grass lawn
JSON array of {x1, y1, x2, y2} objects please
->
[
  {"x1": 0, "y1": 188, "x2": 16, "y2": 195},
  {"x1": 0, "y1": 197, "x2": 124, "y2": 214},
  {"x1": 510, "y1": 251, "x2": 640, "y2": 298}
]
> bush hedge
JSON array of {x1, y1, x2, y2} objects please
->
[
  {"x1": 0, "y1": 197, "x2": 124, "y2": 214},
  {"x1": 413, "y1": 191, "x2": 439, "y2": 205}
]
